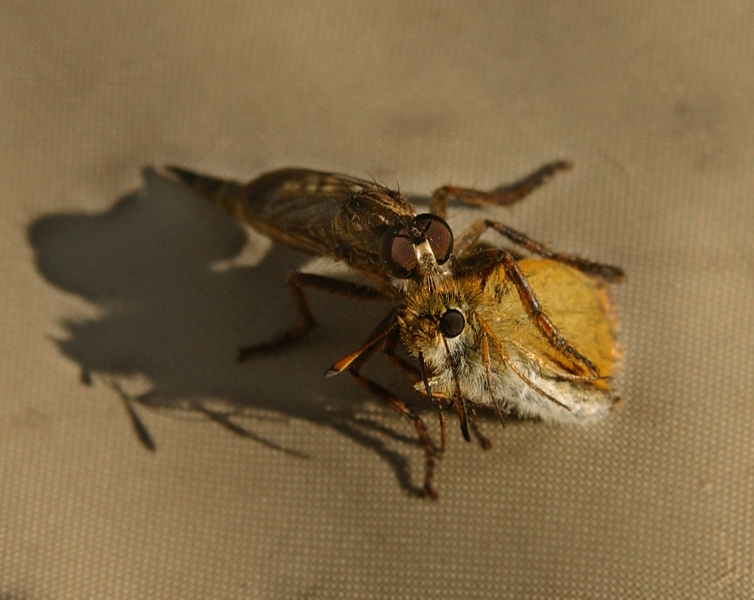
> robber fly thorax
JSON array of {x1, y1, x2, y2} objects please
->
[{"x1": 168, "y1": 162, "x2": 624, "y2": 498}]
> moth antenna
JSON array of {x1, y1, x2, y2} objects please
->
[
  {"x1": 478, "y1": 318, "x2": 572, "y2": 411},
  {"x1": 507, "y1": 338, "x2": 609, "y2": 384},
  {"x1": 419, "y1": 352, "x2": 446, "y2": 454},
  {"x1": 441, "y1": 335, "x2": 471, "y2": 442}
]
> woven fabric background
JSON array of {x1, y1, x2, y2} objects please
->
[{"x1": 2, "y1": 1, "x2": 753, "y2": 598}]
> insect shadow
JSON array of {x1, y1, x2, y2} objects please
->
[{"x1": 28, "y1": 168, "x2": 467, "y2": 497}]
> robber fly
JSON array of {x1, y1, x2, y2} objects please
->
[{"x1": 167, "y1": 162, "x2": 623, "y2": 498}]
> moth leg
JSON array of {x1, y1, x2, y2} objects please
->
[
  {"x1": 499, "y1": 251, "x2": 601, "y2": 378},
  {"x1": 467, "y1": 407, "x2": 492, "y2": 450},
  {"x1": 344, "y1": 334, "x2": 439, "y2": 499},
  {"x1": 238, "y1": 272, "x2": 390, "y2": 362},
  {"x1": 454, "y1": 219, "x2": 624, "y2": 282},
  {"x1": 430, "y1": 160, "x2": 572, "y2": 219},
  {"x1": 327, "y1": 310, "x2": 426, "y2": 387},
  {"x1": 440, "y1": 336, "x2": 471, "y2": 443}
]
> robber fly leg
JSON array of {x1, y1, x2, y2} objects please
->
[
  {"x1": 452, "y1": 220, "x2": 490, "y2": 256},
  {"x1": 453, "y1": 219, "x2": 624, "y2": 282},
  {"x1": 330, "y1": 321, "x2": 439, "y2": 498},
  {"x1": 348, "y1": 369, "x2": 439, "y2": 499},
  {"x1": 382, "y1": 328, "x2": 448, "y2": 454},
  {"x1": 325, "y1": 309, "x2": 398, "y2": 375},
  {"x1": 486, "y1": 220, "x2": 624, "y2": 281},
  {"x1": 238, "y1": 273, "x2": 390, "y2": 362},
  {"x1": 382, "y1": 327, "x2": 421, "y2": 381},
  {"x1": 429, "y1": 160, "x2": 572, "y2": 219},
  {"x1": 499, "y1": 251, "x2": 602, "y2": 378}
]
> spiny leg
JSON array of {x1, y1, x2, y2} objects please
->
[
  {"x1": 326, "y1": 308, "x2": 399, "y2": 376},
  {"x1": 328, "y1": 314, "x2": 448, "y2": 451},
  {"x1": 348, "y1": 365, "x2": 439, "y2": 499},
  {"x1": 499, "y1": 251, "x2": 601, "y2": 378},
  {"x1": 238, "y1": 272, "x2": 390, "y2": 362},
  {"x1": 381, "y1": 328, "x2": 448, "y2": 454},
  {"x1": 507, "y1": 337, "x2": 606, "y2": 383},
  {"x1": 453, "y1": 219, "x2": 624, "y2": 281},
  {"x1": 326, "y1": 312, "x2": 440, "y2": 498},
  {"x1": 381, "y1": 326, "x2": 421, "y2": 380},
  {"x1": 430, "y1": 160, "x2": 572, "y2": 219}
]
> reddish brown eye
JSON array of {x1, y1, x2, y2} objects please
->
[
  {"x1": 413, "y1": 214, "x2": 453, "y2": 264},
  {"x1": 390, "y1": 236, "x2": 417, "y2": 274},
  {"x1": 439, "y1": 309, "x2": 465, "y2": 338},
  {"x1": 380, "y1": 224, "x2": 417, "y2": 278}
]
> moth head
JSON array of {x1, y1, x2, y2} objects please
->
[{"x1": 397, "y1": 278, "x2": 482, "y2": 373}]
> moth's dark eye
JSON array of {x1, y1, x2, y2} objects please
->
[
  {"x1": 380, "y1": 223, "x2": 417, "y2": 278},
  {"x1": 413, "y1": 214, "x2": 453, "y2": 264},
  {"x1": 439, "y1": 309, "x2": 465, "y2": 338}
]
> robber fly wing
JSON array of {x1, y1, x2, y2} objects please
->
[{"x1": 168, "y1": 167, "x2": 417, "y2": 286}]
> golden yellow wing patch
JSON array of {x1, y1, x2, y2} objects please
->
[{"x1": 480, "y1": 259, "x2": 619, "y2": 386}]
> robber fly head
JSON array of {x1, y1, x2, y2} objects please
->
[{"x1": 379, "y1": 213, "x2": 454, "y2": 290}]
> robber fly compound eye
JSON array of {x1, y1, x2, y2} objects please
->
[
  {"x1": 380, "y1": 224, "x2": 417, "y2": 279},
  {"x1": 439, "y1": 309, "x2": 465, "y2": 338},
  {"x1": 413, "y1": 214, "x2": 453, "y2": 265},
  {"x1": 379, "y1": 214, "x2": 454, "y2": 279}
]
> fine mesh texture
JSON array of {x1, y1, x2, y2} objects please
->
[{"x1": 2, "y1": 1, "x2": 753, "y2": 598}]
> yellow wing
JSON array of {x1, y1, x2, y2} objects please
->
[{"x1": 480, "y1": 258, "x2": 619, "y2": 384}]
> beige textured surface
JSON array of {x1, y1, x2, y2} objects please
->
[{"x1": 2, "y1": 1, "x2": 753, "y2": 598}]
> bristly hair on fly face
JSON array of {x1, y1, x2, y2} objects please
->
[{"x1": 167, "y1": 160, "x2": 623, "y2": 499}]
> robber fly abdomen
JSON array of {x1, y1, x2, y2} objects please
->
[
  {"x1": 169, "y1": 167, "x2": 426, "y2": 285},
  {"x1": 169, "y1": 161, "x2": 623, "y2": 498}
]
